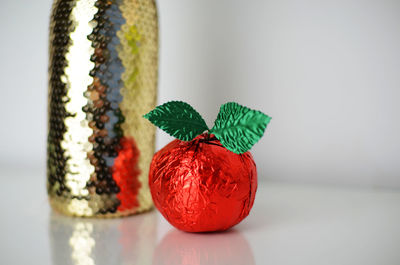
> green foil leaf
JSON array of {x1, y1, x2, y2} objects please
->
[
  {"x1": 143, "y1": 101, "x2": 209, "y2": 141},
  {"x1": 210, "y1": 102, "x2": 271, "y2": 154}
]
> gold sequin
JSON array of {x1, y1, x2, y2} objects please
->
[{"x1": 47, "y1": 0, "x2": 158, "y2": 217}]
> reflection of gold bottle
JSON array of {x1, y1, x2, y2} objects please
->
[
  {"x1": 47, "y1": 0, "x2": 158, "y2": 217},
  {"x1": 49, "y1": 211, "x2": 157, "y2": 265}
]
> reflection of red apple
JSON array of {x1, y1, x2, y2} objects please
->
[
  {"x1": 153, "y1": 229, "x2": 255, "y2": 265},
  {"x1": 149, "y1": 133, "x2": 257, "y2": 232},
  {"x1": 113, "y1": 137, "x2": 141, "y2": 212}
]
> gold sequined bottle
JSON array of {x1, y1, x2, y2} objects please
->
[{"x1": 47, "y1": 0, "x2": 158, "y2": 217}]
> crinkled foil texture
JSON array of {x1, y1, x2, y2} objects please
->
[
  {"x1": 47, "y1": 0, "x2": 158, "y2": 217},
  {"x1": 149, "y1": 135, "x2": 258, "y2": 232}
]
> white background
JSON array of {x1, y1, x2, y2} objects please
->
[{"x1": 0, "y1": 0, "x2": 399, "y2": 188}]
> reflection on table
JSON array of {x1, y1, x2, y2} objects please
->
[
  {"x1": 153, "y1": 229, "x2": 255, "y2": 265},
  {"x1": 49, "y1": 210, "x2": 157, "y2": 265}
]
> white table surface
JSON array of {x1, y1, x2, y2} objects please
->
[{"x1": 1, "y1": 167, "x2": 399, "y2": 265}]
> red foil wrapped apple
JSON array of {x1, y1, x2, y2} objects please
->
[
  {"x1": 149, "y1": 134, "x2": 257, "y2": 232},
  {"x1": 144, "y1": 101, "x2": 271, "y2": 232}
]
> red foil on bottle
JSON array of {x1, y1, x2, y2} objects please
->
[{"x1": 149, "y1": 134, "x2": 257, "y2": 232}]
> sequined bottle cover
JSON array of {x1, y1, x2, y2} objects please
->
[{"x1": 47, "y1": 0, "x2": 158, "y2": 217}]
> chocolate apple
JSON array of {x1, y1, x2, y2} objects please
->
[{"x1": 144, "y1": 101, "x2": 271, "y2": 232}]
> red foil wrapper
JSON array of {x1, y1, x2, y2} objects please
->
[{"x1": 149, "y1": 134, "x2": 257, "y2": 232}]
